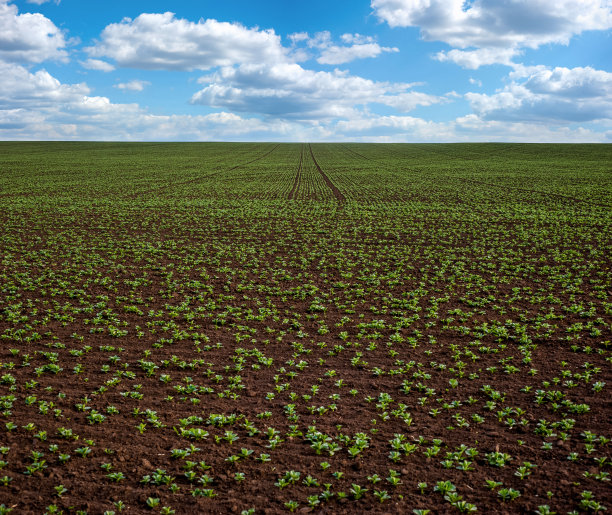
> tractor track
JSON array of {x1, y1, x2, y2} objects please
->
[
  {"x1": 308, "y1": 144, "x2": 346, "y2": 206},
  {"x1": 340, "y1": 144, "x2": 372, "y2": 161},
  {"x1": 128, "y1": 144, "x2": 280, "y2": 200}
]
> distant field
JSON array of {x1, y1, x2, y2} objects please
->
[{"x1": 0, "y1": 142, "x2": 610, "y2": 514}]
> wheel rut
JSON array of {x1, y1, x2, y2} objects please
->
[
  {"x1": 340, "y1": 144, "x2": 372, "y2": 161},
  {"x1": 308, "y1": 144, "x2": 346, "y2": 206},
  {"x1": 129, "y1": 144, "x2": 280, "y2": 199},
  {"x1": 225, "y1": 144, "x2": 280, "y2": 173}
]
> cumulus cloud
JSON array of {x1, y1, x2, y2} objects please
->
[
  {"x1": 190, "y1": 62, "x2": 443, "y2": 119},
  {"x1": 288, "y1": 31, "x2": 398, "y2": 65},
  {"x1": 372, "y1": 0, "x2": 612, "y2": 67},
  {"x1": 0, "y1": 61, "x2": 89, "y2": 109},
  {"x1": 0, "y1": 0, "x2": 68, "y2": 63},
  {"x1": 318, "y1": 37, "x2": 398, "y2": 65},
  {"x1": 435, "y1": 47, "x2": 516, "y2": 69},
  {"x1": 114, "y1": 80, "x2": 151, "y2": 92},
  {"x1": 80, "y1": 58, "x2": 115, "y2": 72},
  {"x1": 86, "y1": 12, "x2": 287, "y2": 71},
  {"x1": 466, "y1": 65, "x2": 612, "y2": 123}
]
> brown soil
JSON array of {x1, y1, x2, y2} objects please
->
[{"x1": 0, "y1": 145, "x2": 610, "y2": 515}]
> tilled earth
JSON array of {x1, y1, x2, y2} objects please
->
[{"x1": 0, "y1": 142, "x2": 610, "y2": 514}]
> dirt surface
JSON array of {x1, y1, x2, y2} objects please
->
[{"x1": 0, "y1": 142, "x2": 610, "y2": 514}]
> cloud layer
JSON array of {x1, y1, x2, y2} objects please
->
[
  {"x1": 1, "y1": 59, "x2": 607, "y2": 143},
  {"x1": 0, "y1": 1, "x2": 609, "y2": 142}
]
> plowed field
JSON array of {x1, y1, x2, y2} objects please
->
[{"x1": 0, "y1": 142, "x2": 610, "y2": 514}]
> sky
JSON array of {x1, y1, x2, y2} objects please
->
[{"x1": 1, "y1": 0, "x2": 611, "y2": 142}]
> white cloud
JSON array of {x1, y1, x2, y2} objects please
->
[
  {"x1": 466, "y1": 65, "x2": 612, "y2": 123},
  {"x1": 0, "y1": 0, "x2": 68, "y2": 63},
  {"x1": 522, "y1": 66, "x2": 612, "y2": 98},
  {"x1": 379, "y1": 90, "x2": 452, "y2": 111},
  {"x1": 0, "y1": 46, "x2": 607, "y2": 143},
  {"x1": 340, "y1": 33, "x2": 373, "y2": 45},
  {"x1": 372, "y1": 0, "x2": 612, "y2": 67},
  {"x1": 0, "y1": 61, "x2": 319, "y2": 141},
  {"x1": 190, "y1": 62, "x2": 444, "y2": 119},
  {"x1": 337, "y1": 114, "x2": 456, "y2": 141},
  {"x1": 86, "y1": 12, "x2": 287, "y2": 71},
  {"x1": 435, "y1": 47, "x2": 516, "y2": 69},
  {"x1": 288, "y1": 32, "x2": 309, "y2": 44},
  {"x1": 0, "y1": 61, "x2": 89, "y2": 109},
  {"x1": 455, "y1": 114, "x2": 609, "y2": 142},
  {"x1": 0, "y1": 62, "x2": 606, "y2": 143},
  {"x1": 469, "y1": 77, "x2": 482, "y2": 87},
  {"x1": 508, "y1": 63, "x2": 549, "y2": 80},
  {"x1": 304, "y1": 31, "x2": 333, "y2": 48},
  {"x1": 318, "y1": 39, "x2": 398, "y2": 65},
  {"x1": 80, "y1": 58, "x2": 115, "y2": 72},
  {"x1": 115, "y1": 80, "x2": 150, "y2": 92},
  {"x1": 330, "y1": 111, "x2": 609, "y2": 143},
  {"x1": 288, "y1": 31, "x2": 398, "y2": 65},
  {"x1": 336, "y1": 111, "x2": 609, "y2": 143}
]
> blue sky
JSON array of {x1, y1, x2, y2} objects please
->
[{"x1": 1, "y1": 0, "x2": 611, "y2": 141}]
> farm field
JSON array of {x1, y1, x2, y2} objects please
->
[{"x1": 0, "y1": 142, "x2": 611, "y2": 514}]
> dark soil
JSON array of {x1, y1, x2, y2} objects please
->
[{"x1": 0, "y1": 142, "x2": 610, "y2": 514}]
